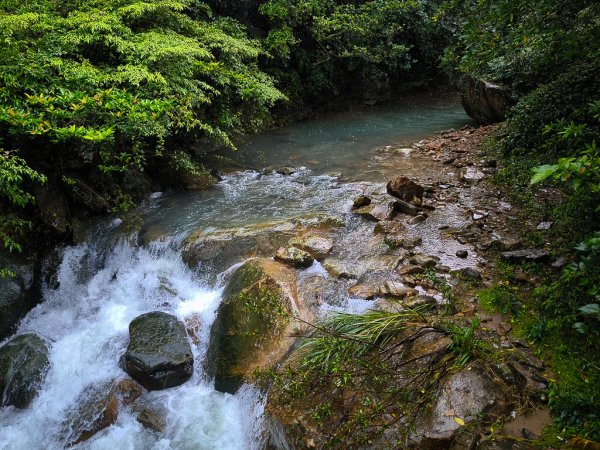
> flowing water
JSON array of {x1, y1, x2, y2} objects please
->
[{"x1": 0, "y1": 93, "x2": 471, "y2": 450}]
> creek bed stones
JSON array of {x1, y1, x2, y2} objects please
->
[
  {"x1": 0, "y1": 333, "x2": 50, "y2": 408},
  {"x1": 124, "y1": 312, "x2": 193, "y2": 391}
]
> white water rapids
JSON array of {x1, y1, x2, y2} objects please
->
[{"x1": 0, "y1": 221, "x2": 264, "y2": 449}]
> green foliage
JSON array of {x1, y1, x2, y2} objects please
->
[
  {"x1": 445, "y1": 318, "x2": 484, "y2": 367},
  {"x1": 0, "y1": 0, "x2": 284, "y2": 172},
  {"x1": 259, "y1": 0, "x2": 447, "y2": 102},
  {"x1": 0, "y1": 151, "x2": 46, "y2": 208}
]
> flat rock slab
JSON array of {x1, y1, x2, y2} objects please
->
[
  {"x1": 290, "y1": 235, "x2": 334, "y2": 260},
  {"x1": 354, "y1": 201, "x2": 395, "y2": 222},
  {"x1": 124, "y1": 312, "x2": 193, "y2": 391},
  {"x1": 0, "y1": 333, "x2": 50, "y2": 408},
  {"x1": 501, "y1": 249, "x2": 551, "y2": 263}
]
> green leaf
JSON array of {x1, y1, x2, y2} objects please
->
[
  {"x1": 530, "y1": 164, "x2": 558, "y2": 185},
  {"x1": 579, "y1": 304, "x2": 600, "y2": 315}
]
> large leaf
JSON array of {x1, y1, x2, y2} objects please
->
[{"x1": 530, "y1": 164, "x2": 558, "y2": 184}]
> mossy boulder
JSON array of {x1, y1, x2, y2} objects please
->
[
  {"x1": 0, "y1": 333, "x2": 50, "y2": 408},
  {"x1": 460, "y1": 76, "x2": 515, "y2": 124},
  {"x1": 124, "y1": 312, "x2": 193, "y2": 391},
  {"x1": 0, "y1": 256, "x2": 39, "y2": 340},
  {"x1": 208, "y1": 258, "x2": 312, "y2": 393}
]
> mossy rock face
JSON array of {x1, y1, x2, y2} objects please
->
[
  {"x1": 0, "y1": 333, "x2": 50, "y2": 408},
  {"x1": 208, "y1": 258, "x2": 310, "y2": 393},
  {"x1": 124, "y1": 312, "x2": 193, "y2": 391}
]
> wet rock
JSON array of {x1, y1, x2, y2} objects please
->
[
  {"x1": 449, "y1": 431, "x2": 480, "y2": 450},
  {"x1": 456, "y1": 250, "x2": 468, "y2": 258},
  {"x1": 124, "y1": 312, "x2": 193, "y2": 391},
  {"x1": 276, "y1": 166, "x2": 296, "y2": 176},
  {"x1": 493, "y1": 236, "x2": 522, "y2": 251},
  {"x1": 385, "y1": 235, "x2": 422, "y2": 250},
  {"x1": 459, "y1": 167, "x2": 486, "y2": 185},
  {"x1": 348, "y1": 283, "x2": 378, "y2": 300},
  {"x1": 398, "y1": 264, "x2": 425, "y2": 276},
  {"x1": 322, "y1": 259, "x2": 357, "y2": 279},
  {"x1": 501, "y1": 249, "x2": 551, "y2": 263},
  {"x1": 207, "y1": 259, "x2": 311, "y2": 393},
  {"x1": 460, "y1": 76, "x2": 514, "y2": 124},
  {"x1": 0, "y1": 333, "x2": 50, "y2": 408},
  {"x1": 394, "y1": 199, "x2": 419, "y2": 216},
  {"x1": 136, "y1": 402, "x2": 168, "y2": 433},
  {"x1": 351, "y1": 195, "x2": 371, "y2": 210},
  {"x1": 458, "y1": 267, "x2": 482, "y2": 281},
  {"x1": 0, "y1": 258, "x2": 38, "y2": 340},
  {"x1": 379, "y1": 281, "x2": 416, "y2": 299},
  {"x1": 374, "y1": 220, "x2": 406, "y2": 235},
  {"x1": 62, "y1": 378, "x2": 141, "y2": 446},
  {"x1": 490, "y1": 362, "x2": 527, "y2": 388},
  {"x1": 409, "y1": 254, "x2": 438, "y2": 269},
  {"x1": 408, "y1": 214, "x2": 428, "y2": 225},
  {"x1": 404, "y1": 295, "x2": 437, "y2": 309},
  {"x1": 275, "y1": 247, "x2": 314, "y2": 269},
  {"x1": 290, "y1": 234, "x2": 334, "y2": 261},
  {"x1": 386, "y1": 176, "x2": 425, "y2": 205},
  {"x1": 354, "y1": 201, "x2": 395, "y2": 222}
]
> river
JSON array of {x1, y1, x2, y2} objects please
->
[{"x1": 0, "y1": 93, "x2": 471, "y2": 450}]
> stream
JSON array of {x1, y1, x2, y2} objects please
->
[{"x1": 0, "y1": 93, "x2": 472, "y2": 450}]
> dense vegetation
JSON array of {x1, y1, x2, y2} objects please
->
[
  {"x1": 442, "y1": 0, "x2": 600, "y2": 440},
  {"x1": 1, "y1": 0, "x2": 599, "y2": 442}
]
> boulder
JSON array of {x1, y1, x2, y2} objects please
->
[
  {"x1": 394, "y1": 199, "x2": 420, "y2": 216},
  {"x1": 0, "y1": 257, "x2": 39, "y2": 340},
  {"x1": 412, "y1": 365, "x2": 510, "y2": 448},
  {"x1": 135, "y1": 402, "x2": 168, "y2": 433},
  {"x1": 354, "y1": 201, "x2": 395, "y2": 222},
  {"x1": 374, "y1": 220, "x2": 407, "y2": 235},
  {"x1": 0, "y1": 333, "x2": 50, "y2": 408},
  {"x1": 386, "y1": 177, "x2": 425, "y2": 205},
  {"x1": 460, "y1": 76, "x2": 514, "y2": 124},
  {"x1": 289, "y1": 234, "x2": 334, "y2": 261},
  {"x1": 63, "y1": 176, "x2": 108, "y2": 213},
  {"x1": 348, "y1": 283, "x2": 379, "y2": 300},
  {"x1": 33, "y1": 185, "x2": 71, "y2": 237},
  {"x1": 124, "y1": 312, "x2": 193, "y2": 391},
  {"x1": 322, "y1": 259, "x2": 358, "y2": 279},
  {"x1": 501, "y1": 249, "x2": 551, "y2": 264},
  {"x1": 351, "y1": 195, "x2": 371, "y2": 210},
  {"x1": 275, "y1": 247, "x2": 314, "y2": 269},
  {"x1": 379, "y1": 281, "x2": 417, "y2": 299},
  {"x1": 409, "y1": 254, "x2": 439, "y2": 269},
  {"x1": 61, "y1": 378, "x2": 142, "y2": 446},
  {"x1": 207, "y1": 258, "x2": 311, "y2": 393}
]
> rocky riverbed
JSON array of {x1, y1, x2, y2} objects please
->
[{"x1": 0, "y1": 123, "x2": 560, "y2": 449}]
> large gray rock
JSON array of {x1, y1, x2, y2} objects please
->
[
  {"x1": 0, "y1": 333, "x2": 50, "y2": 408},
  {"x1": 124, "y1": 312, "x2": 193, "y2": 390},
  {"x1": 460, "y1": 76, "x2": 515, "y2": 124}
]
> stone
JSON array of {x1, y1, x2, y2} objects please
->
[
  {"x1": 374, "y1": 220, "x2": 406, "y2": 235},
  {"x1": 290, "y1": 235, "x2": 334, "y2": 261},
  {"x1": 379, "y1": 281, "x2": 416, "y2": 299},
  {"x1": 354, "y1": 201, "x2": 395, "y2": 222},
  {"x1": 348, "y1": 283, "x2": 378, "y2": 300},
  {"x1": 413, "y1": 366, "x2": 509, "y2": 447},
  {"x1": 61, "y1": 378, "x2": 141, "y2": 446},
  {"x1": 398, "y1": 265, "x2": 425, "y2": 276},
  {"x1": 408, "y1": 214, "x2": 428, "y2": 225},
  {"x1": 0, "y1": 259, "x2": 38, "y2": 340},
  {"x1": 352, "y1": 195, "x2": 371, "y2": 210},
  {"x1": 459, "y1": 167, "x2": 486, "y2": 185},
  {"x1": 393, "y1": 199, "x2": 419, "y2": 216},
  {"x1": 386, "y1": 176, "x2": 425, "y2": 205},
  {"x1": 136, "y1": 403, "x2": 168, "y2": 433},
  {"x1": 275, "y1": 247, "x2": 314, "y2": 268},
  {"x1": 207, "y1": 259, "x2": 311, "y2": 393},
  {"x1": 276, "y1": 166, "x2": 296, "y2": 175},
  {"x1": 0, "y1": 333, "x2": 50, "y2": 408},
  {"x1": 385, "y1": 235, "x2": 422, "y2": 250},
  {"x1": 456, "y1": 250, "x2": 468, "y2": 258},
  {"x1": 322, "y1": 259, "x2": 357, "y2": 279},
  {"x1": 536, "y1": 221, "x2": 553, "y2": 230},
  {"x1": 460, "y1": 76, "x2": 515, "y2": 124},
  {"x1": 63, "y1": 177, "x2": 108, "y2": 213},
  {"x1": 494, "y1": 237, "x2": 522, "y2": 251},
  {"x1": 459, "y1": 267, "x2": 482, "y2": 281},
  {"x1": 124, "y1": 312, "x2": 193, "y2": 391},
  {"x1": 404, "y1": 295, "x2": 437, "y2": 309},
  {"x1": 501, "y1": 249, "x2": 551, "y2": 263},
  {"x1": 409, "y1": 254, "x2": 438, "y2": 269}
]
